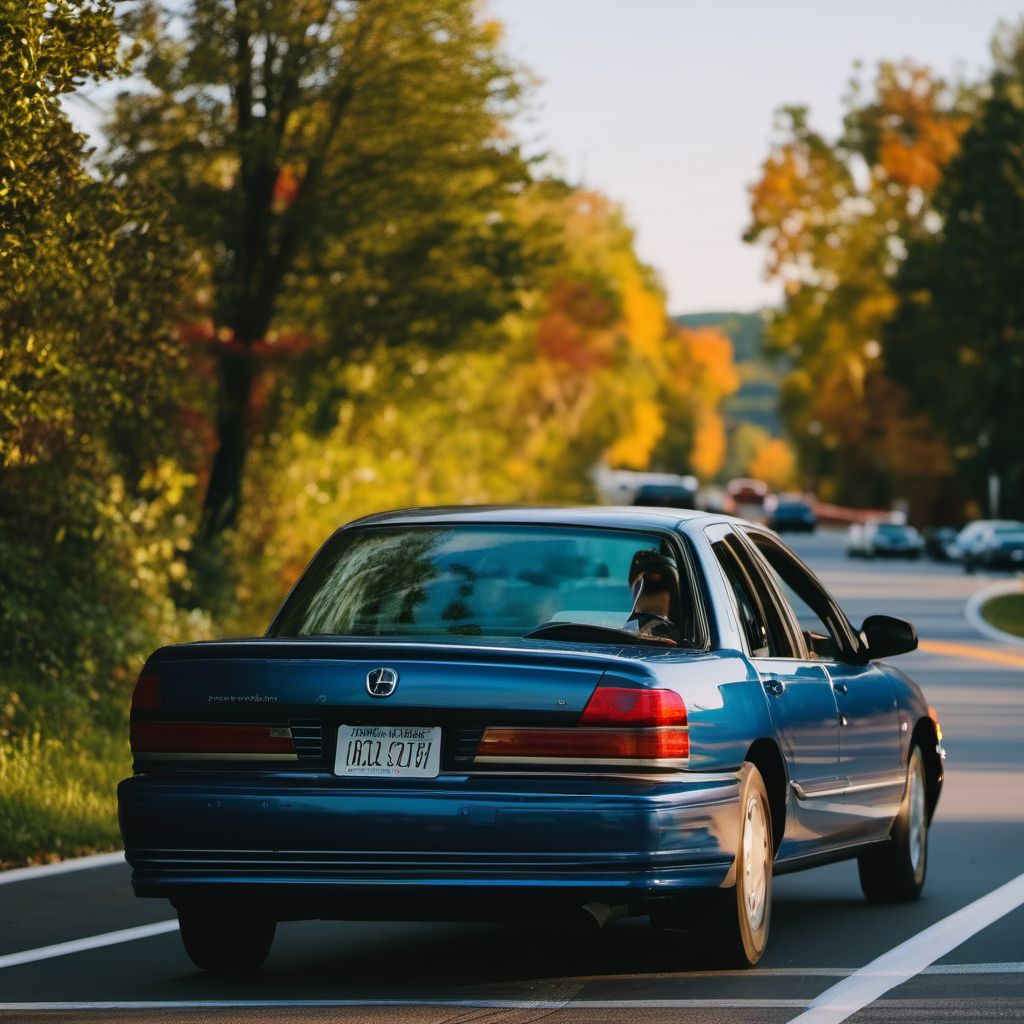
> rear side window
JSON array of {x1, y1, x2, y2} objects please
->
[
  {"x1": 711, "y1": 532, "x2": 799, "y2": 658},
  {"x1": 271, "y1": 524, "x2": 705, "y2": 646}
]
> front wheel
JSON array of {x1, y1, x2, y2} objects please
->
[
  {"x1": 177, "y1": 902, "x2": 276, "y2": 974},
  {"x1": 858, "y1": 745, "x2": 928, "y2": 903}
]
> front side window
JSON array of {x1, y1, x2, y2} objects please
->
[
  {"x1": 271, "y1": 524, "x2": 702, "y2": 646},
  {"x1": 745, "y1": 531, "x2": 859, "y2": 660}
]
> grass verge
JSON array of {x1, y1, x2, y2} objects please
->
[
  {"x1": 979, "y1": 591, "x2": 1024, "y2": 639},
  {"x1": 0, "y1": 728, "x2": 130, "y2": 867}
]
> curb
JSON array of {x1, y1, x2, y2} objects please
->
[
  {"x1": 964, "y1": 579, "x2": 1024, "y2": 647},
  {"x1": 0, "y1": 850, "x2": 125, "y2": 886}
]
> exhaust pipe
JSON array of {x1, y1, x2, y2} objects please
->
[{"x1": 581, "y1": 901, "x2": 628, "y2": 929}]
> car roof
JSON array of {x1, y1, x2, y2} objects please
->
[{"x1": 343, "y1": 504, "x2": 715, "y2": 532}]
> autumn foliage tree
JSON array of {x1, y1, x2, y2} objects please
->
[{"x1": 745, "y1": 63, "x2": 967, "y2": 512}]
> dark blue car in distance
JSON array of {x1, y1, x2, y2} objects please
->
[{"x1": 118, "y1": 506, "x2": 943, "y2": 972}]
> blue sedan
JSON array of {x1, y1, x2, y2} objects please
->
[{"x1": 118, "y1": 506, "x2": 943, "y2": 971}]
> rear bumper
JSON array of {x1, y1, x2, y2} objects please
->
[{"x1": 118, "y1": 770, "x2": 743, "y2": 916}]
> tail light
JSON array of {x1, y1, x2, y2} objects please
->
[
  {"x1": 130, "y1": 722, "x2": 297, "y2": 761},
  {"x1": 131, "y1": 672, "x2": 161, "y2": 713},
  {"x1": 475, "y1": 686, "x2": 688, "y2": 768}
]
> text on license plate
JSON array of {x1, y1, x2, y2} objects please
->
[{"x1": 334, "y1": 725, "x2": 441, "y2": 778}]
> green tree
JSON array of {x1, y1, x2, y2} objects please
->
[
  {"x1": 887, "y1": 23, "x2": 1024, "y2": 517},
  {"x1": 0, "y1": 0, "x2": 191, "y2": 727},
  {"x1": 109, "y1": 0, "x2": 537, "y2": 554}
]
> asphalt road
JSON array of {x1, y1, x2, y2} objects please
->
[{"x1": 2, "y1": 529, "x2": 1023, "y2": 1023}]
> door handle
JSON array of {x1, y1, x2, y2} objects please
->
[
  {"x1": 762, "y1": 677, "x2": 786, "y2": 697},
  {"x1": 832, "y1": 681, "x2": 849, "y2": 695}
]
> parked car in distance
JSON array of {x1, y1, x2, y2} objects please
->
[
  {"x1": 962, "y1": 523, "x2": 1024, "y2": 573},
  {"x1": 119, "y1": 506, "x2": 943, "y2": 974},
  {"x1": 764, "y1": 494, "x2": 817, "y2": 533},
  {"x1": 726, "y1": 478, "x2": 769, "y2": 507},
  {"x1": 847, "y1": 521, "x2": 924, "y2": 560},
  {"x1": 947, "y1": 520, "x2": 1024, "y2": 563},
  {"x1": 633, "y1": 481, "x2": 696, "y2": 508},
  {"x1": 923, "y1": 527, "x2": 957, "y2": 562}
]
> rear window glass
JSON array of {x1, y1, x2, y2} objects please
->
[{"x1": 270, "y1": 524, "x2": 701, "y2": 645}]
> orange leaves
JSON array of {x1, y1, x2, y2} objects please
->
[
  {"x1": 272, "y1": 164, "x2": 300, "y2": 212},
  {"x1": 535, "y1": 279, "x2": 616, "y2": 371},
  {"x1": 873, "y1": 63, "x2": 967, "y2": 190},
  {"x1": 680, "y1": 327, "x2": 740, "y2": 399}
]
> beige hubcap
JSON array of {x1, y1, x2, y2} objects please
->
[{"x1": 742, "y1": 794, "x2": 769, "y2": 931}]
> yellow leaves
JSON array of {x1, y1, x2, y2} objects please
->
[
  {"x1": 622, "y1": 270, "x2": 665, "y2": 359},
  {"x1": 690, "y1": 411, "x2": 726, "y2": 481},
  {"x1": 605, "y1": 399, "x2": 666, "y2": 470}
]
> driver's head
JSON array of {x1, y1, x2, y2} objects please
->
[{"x1": 628, "y1": 549, "x2": 679, "y2": 603}]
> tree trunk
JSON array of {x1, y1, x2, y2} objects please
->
[{"x1": 197, "y1": 345, "x2": 255, "y2": 545}]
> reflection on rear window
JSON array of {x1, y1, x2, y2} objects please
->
[{"x1": 271, "y1": 524, "x2": 694, "y2": 643}]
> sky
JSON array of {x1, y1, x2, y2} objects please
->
[{"x1": 486, "y1": 0, "x2": 1024, "y2": 314}]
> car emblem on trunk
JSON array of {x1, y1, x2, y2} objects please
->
[{"x1": 366, "y1": 667, "x2": 399, "y2": 697}]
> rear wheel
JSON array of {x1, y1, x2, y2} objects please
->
[
  {"x1": 858, "y1": 745, "x2": 928, "y2": 903},
  {"x1": 177, "y1": 902, "x2": 276, "y2": 974},
  {"x1": 673, "y1": 764, "x2": 772, "y2": 967}
]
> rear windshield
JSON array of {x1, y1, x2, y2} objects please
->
[{"x1": 270, "y1": 524, "x2": 701, "y2": 646}]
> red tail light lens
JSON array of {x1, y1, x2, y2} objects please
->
[
  {"x1": 131, "y1": 673, "x2": 160, "y2": 713},
  {"x1": 130, "y1": 722, "x2": 296, "y2": 759},
  {"x1": 578, "y1": 686, "x2": 687, "y2": 728},
  {"x1": 476, "y1": 685, "x2": 688, "y2": 767}
]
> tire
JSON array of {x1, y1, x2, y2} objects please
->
[
  {"x1": 858, "y1": 745, "x2": 928, "y2": 903},
  {"x1": 681, "y1": 764, "x2": 772, "y2": 967},
  {"x1": 177, "y1": 902, "x2": 276, "y2": 974}
]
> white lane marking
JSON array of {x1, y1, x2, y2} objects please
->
[
  {"x1": 786, "y1": 870, "x2": 1024, "y2": 1024},
  {"x1": 0, "y1": 1000, "x2": 808, "y2": 1010},
  {"x1": 0, "y1": 920, "x2": 178, "y2": 970},
  {"x1": 0, "y1": 851, "x2": 124, "y2": 886}
]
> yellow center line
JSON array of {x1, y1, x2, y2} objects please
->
[{"x1": 919, "y1": 639, "x2": 1024, "y2": 669}]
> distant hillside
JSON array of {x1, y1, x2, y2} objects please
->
[{"x1": 674, "y1": 310, "x2": 782, "y2": 437}]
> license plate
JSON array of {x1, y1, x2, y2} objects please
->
[{"x1": 334, "y1": 725, "x2": 441, "y2": 778}]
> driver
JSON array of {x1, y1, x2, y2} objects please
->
[{"x1": 624, "y1": 549, "x2": 682, "y2": 644}]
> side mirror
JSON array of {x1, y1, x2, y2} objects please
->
[{"x1": 860, "y1": 614, "x2": 918, "y2": 659}]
